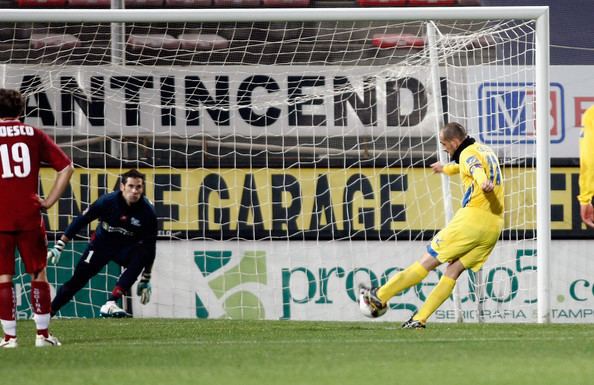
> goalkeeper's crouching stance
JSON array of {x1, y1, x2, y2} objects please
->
[
  {"x1": 359, "y1": 122, "x2": 504, "y2": 328},
  {"x1": 49, "y1": 169, "x2": 158, "y2": 318}
]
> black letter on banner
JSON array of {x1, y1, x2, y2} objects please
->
[
  {"x1": 110, "y1": 76, "x2": 154, "y2": 126},
  {"x1": 61, "y1": 76, "x2": 105, "y2": 127},
  {"x1": 154, "y1": 174, "x2": 181, "y2": 231},
  {"x1": 198, "y1": 174, "x2": 230, "y2": 232},
  {"x1": 271, "y1": 174, "x2": 301, "y2": 232},
  {"x1": 160, "y1": 76, "x2": 176, "y2": 126},
  {"x1": 97, "y1": 173, "x2": 109, "y2": 198},
  {"x1": 380, "y1": 174, "x2": 407, "y2": 231},
  {"x1": 333, "y1": 76, "x2": 377, "y2": 127},
  {"x1": 20, "y1": 75, "x2": 56, "y2": 126},
  {"x1": 386, "y1": 77, "x2": 427, "y2": 127},
  {"x1": 343, "y1": 174, "x2": 374, "y2": 234},
  {"x1": 288, "y1": 76, "x2": 326, "y2": 126},
  {"x1": 59, "y1": 184, "x2": 82, "y2": 232},
  {"x1": 309, "y1": 174, "x2": 338, "y2": 234},
  {"x1": 238, "y1": 174, "x2": 265, "y2": 231},
  {"x1": 185, "y1": 76, "x2": 229, "y2": 126},
  {"x1": 238, "y1": 75, "x2": 280, "y2": 127}
]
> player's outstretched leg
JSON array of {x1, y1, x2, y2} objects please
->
[{"x1": 376, "y1": 261, "x2": 429, "y2": 303}]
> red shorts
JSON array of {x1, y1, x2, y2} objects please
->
[{"x1": 0, "y1": 222, "x2": 48, "y2": 275}]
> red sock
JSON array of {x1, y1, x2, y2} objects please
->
[
  {"x1": 30, "y1": 281, "x2": 51, "y2": 315},
  {"x1": 0, "y1": 282, "x2": 15, "y2": 321},
  {"x1": 110, "y1": 285, "x2": 125, "y2": 300}
]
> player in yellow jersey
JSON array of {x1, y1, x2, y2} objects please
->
[
  {"x1": 359, "y1": 122, "x2": 504, "y2": 328},
  {"x1": 578, "y1": 105, "x2": 594, "y2": 229}
]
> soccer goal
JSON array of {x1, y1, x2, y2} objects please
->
[{"x1": 0, "y1": 6, "x2": 551, "y2": 323}]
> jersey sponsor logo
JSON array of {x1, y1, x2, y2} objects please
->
[
  {"x1": 478, "y1": 82, "x2": 565, "y2": 144},
  {"x1": 100, "y1": 221, "x2": 134, "y2": 236},
  {"x1": 465, "y1": 155, "x2": 482, "y2": 173}
]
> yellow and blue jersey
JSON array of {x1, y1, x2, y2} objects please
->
[
  {"x1": 442, "y1": 142, "x2": 504, "y2": 217},
  {"x1": 428, "y1": 140, "x2": 504, "y2": 271},
  {"x1": 578, "y1": 105, "x2": 594, "y2": 205}
]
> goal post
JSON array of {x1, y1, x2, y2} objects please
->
[{"x1": 0, "y1": 6, "x2": 551, "y2": 323}]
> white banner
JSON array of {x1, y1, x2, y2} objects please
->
[
  {"x1": 1, "y1": 65, "x2": 438, "y2": 138},
  {"x1": 133, "y1": 240, "x2": 594, "y2": 323},
  {"x1": 2, "y1": 65, "x2": 592, "y2": 157}
]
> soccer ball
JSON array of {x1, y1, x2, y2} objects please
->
[{"x1": 358, "y1": 289, "x2": 388, "y2": 319}]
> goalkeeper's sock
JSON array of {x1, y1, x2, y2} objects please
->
[
  {"x1": 414, "y1": 275, "x2": 456, "y2": 324},
  {"x1": 108, "y1": 285, "x2": 125, "y2": 302},
  {"x1": 377, "y1": 262, "x2": 428, "y2": 304}
]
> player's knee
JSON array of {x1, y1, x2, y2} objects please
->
[
  {"x1": 444, "y1": 260, "x2": 466, "y2": 279},
  {"x1": 30, "y1": 269, "x2": 47, "y2": 282}
]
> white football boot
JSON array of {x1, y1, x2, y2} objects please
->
[
  {"x1": 0, "y1": 337, "x2": 18, "y2": 348},
  {"x1": 99, "y1": 301, "x2": 131, "y2": 318},
  {"x1": 35, "y1": 334, "x2": 61, "y2": 347}
]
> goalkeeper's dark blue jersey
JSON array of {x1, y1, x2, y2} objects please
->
[{"x1": 63, "y1": 191, "x2": 158, "y2": 269}]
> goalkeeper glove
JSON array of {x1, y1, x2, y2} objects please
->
[
  {"x1": 136, "y1": 273, "x2": 152, "y2": 305},
  {"x1": 47, "y1": 240, "x2": 66, "y2": 265}
]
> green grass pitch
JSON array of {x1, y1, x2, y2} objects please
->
[{"x1": 3, "y1": 319, "x2": 594, "y2": 385}]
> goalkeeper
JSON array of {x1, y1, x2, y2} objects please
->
[
  {"x1": 49, "y1": 169, "x2": 158, "y2": 318},
  {"x1": 359, "y1": 122, "x2": 504, "y2": 328},
  {"x1": 578, "y1": 105, "x2": 594, "y2": 229}
]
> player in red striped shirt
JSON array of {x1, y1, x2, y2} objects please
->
[{"x1": 0, "y1": 89, "x2": 73, "y2": 348}]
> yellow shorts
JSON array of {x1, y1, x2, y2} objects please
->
[{"x1": 427, "y1": 207, "x2": 503, "y2": 272}]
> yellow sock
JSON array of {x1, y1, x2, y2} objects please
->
[
  {"x1": 377, "y1": 262, "x2": 429, "y2": 304},
  {"x1": 414, "y1": 275, "x2": 456, "y2": 324}
]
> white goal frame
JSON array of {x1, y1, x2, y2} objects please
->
[{"x1": 0, "y1": 6, "x2": 551, "y2": 323}]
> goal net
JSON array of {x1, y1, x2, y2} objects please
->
[{"x1": 0, "y1": 8, "x2": 551, "y2": 322}]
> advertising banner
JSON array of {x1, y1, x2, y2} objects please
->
[
  {"x1": 132, "y1": 240, "x2": 594, "y2": 323},
  {"x1": 2, "y1": 65, "x2": 593, "y2": 157},
  {"x1": 40, "y1": 166, "x2": 591, "y2": 239},
  {"x1": 1, "y1": 65, "x2": 438, "y2": 138}
]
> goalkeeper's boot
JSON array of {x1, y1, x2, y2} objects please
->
[
  {"x1": 401, "y1": 315, "x2": 426, "y2": 329},
  {"x1": 358, "y1": 284, "x2": 387, "y2": 316},
  {"x1": 0, "y1": 336, "x2": 18, "y2": 348},
  {"x1": 35, "y1": 334, "x2": 62, "y2": 347},
  {"x1": 100, "y1": 301, "x2": 131, "y2": 318}
]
